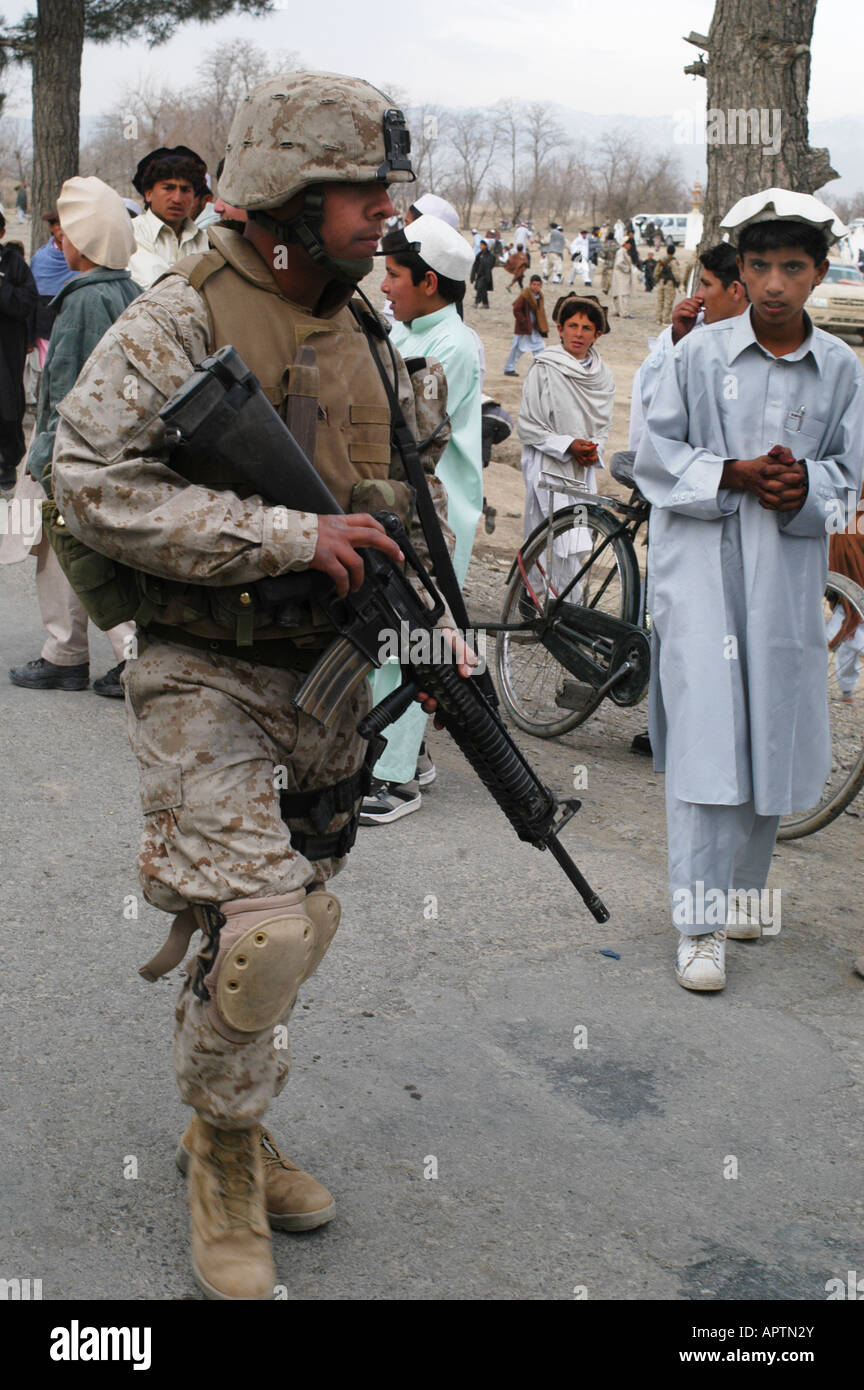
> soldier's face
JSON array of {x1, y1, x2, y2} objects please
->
[
  {"x1": 319, "y1": 182, "x2": 395, "y2": 261},
  {"x1": 213, "y1": 194, "x2": 247, "y2": 225}
]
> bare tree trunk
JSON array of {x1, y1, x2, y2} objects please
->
[
  {"x1": 31, "y1": 0, "x2": 84, "y2": 247},
  {"x1": 699, "y1": 0, "x2": 836, "y2": 250}
]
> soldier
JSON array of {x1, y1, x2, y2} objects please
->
[
  {"x1": 50, "y1": 70, "x2": 463, "y2": 1301},
  {"x1": 654, "y1": 241, "x2": 682, "y2": 324},
  {"x1": 599, "y1": 233, "x2": 619, "y2": 295}
]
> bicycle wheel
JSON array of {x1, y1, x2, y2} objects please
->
[
  {"x1": 495, "y1": 504, "x2": 639, "y2": 737},
  {"x1": 778, "y1": 572, "x2": 864, "y2": 839}
]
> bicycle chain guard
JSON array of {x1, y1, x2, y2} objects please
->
[{"x1": 608, "y1": 628, "x2": 651, "y2": 707}]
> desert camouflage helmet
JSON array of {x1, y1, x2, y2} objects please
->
[{"x1": 220, "y1": 70, "x2": 415, "y2": 210}]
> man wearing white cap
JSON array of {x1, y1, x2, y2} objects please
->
[
  {"x1": 635, "y1": 188, "x2": 864, "y2": 992},
  {"x1": 361, "y1": 214, "x2": 482, "y2": 822},
  {"x1": 406, "y1": 192, "x2": 460, "y2": 229},
  {"x1": 9, "y1": 176, "x2": 140, "y2": 698}
]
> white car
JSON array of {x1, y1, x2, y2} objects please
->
[{"x1": 807, "y1": 262, "x2": 864, "y2": 341}]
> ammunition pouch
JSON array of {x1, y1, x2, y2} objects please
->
[{"x1": 40, "y1": 475, "x2": 143, "y2": 632}]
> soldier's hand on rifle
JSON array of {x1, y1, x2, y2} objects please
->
[
  {"x1": 310, "y1": 513, "x2": 404, "y2": 598},
  {"x1": 416, "y1": 627, "x2": 479, "y2": 722}
]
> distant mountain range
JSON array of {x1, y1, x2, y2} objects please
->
[
  {"x1": 6, "y1": 106, "x2": 862, "y2": 197},
  {"x1": 549, "y1": 108, "x2": 864, "y2": 197}
]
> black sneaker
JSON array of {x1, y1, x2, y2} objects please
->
[
  {"x1": 93, "y1": 661, "x2": 126, "y2": 698},
  {"x1": 359, "y1": 778, "x2": 422, "y2": 824},
  {"x1": 9, "y1": 657, "x2": 89, "y2": 691},
  {"x1": 630, "y1": 731, "x2": 652, "y2": 757}
]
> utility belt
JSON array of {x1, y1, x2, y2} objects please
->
[{"x1": 140, "y1": 620, "x2": 333, "y2": 673}]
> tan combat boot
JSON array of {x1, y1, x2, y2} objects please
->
[
  {"x1": 178, "y1": 1118, "x2": 335, "y2": 1232},
  {"x1": 186, "y1": 1115, "x2": 275, "y2": 1300}
]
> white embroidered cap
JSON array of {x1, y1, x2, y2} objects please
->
[
  {"x1": 411, "y1": 192, "x2": 459, "y2": 229},
  {"x1": 720, "y1": 187, "x2": 847, "y2": 246},
  {"x1": 399, "y1": 214, "x2": 474, "y2": 281}
]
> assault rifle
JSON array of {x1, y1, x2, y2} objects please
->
[{"x1": 160, "y1": 346, "x2": 609, "y2": 923}]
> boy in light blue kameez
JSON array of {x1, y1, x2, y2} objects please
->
[
  {"x1": 635, "y1": 189, "x2": 864, "y2": 992},
  {"x1": 360, "y1": 216, "x2": 482, "y2": 824}
]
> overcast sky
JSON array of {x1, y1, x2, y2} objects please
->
[{"x1": 0, "y1": 0, "x2": 861, "y2": 122}]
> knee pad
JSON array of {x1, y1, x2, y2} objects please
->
[{"x1": 203, "y1": 888, "x2": 341, "y2": 1044}]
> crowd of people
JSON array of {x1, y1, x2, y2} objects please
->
[
  {"x1": 1, "y1": 145, "x2": 237, "y2": 694},
  {"x1": 1, "y1": 72, "x2": 862, "y2": 1300}
]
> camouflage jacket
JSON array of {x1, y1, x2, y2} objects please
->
[{"x1": 51, "y1": 231, "x2": 454, "y2": 642}]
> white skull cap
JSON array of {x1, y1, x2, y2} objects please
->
[
  {"x1": 400, "y1": 214, "x2": 474, "y2": 281},
  {"x1": 721, "y1": 187, "x2": 847, "y2": 246},
  {"x1": 57, "y1": 176, "x2": 135, "y2": 268},
  {"x1": 411, "y1": 192, "x2": 459, "y2": 229}
]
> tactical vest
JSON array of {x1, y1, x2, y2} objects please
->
[{"x1": 43, "y1": 230, "x2": 398, "y2": 656}]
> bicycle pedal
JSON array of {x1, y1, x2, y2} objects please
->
[{"x1": 555, "y1": 681, "x2": 596, "y2": 711}]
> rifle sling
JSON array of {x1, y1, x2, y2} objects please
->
[
  {"x1": 352, "y1": 304, "x2": 497, "y2": 705},
  {"x1": 351, "y1": 305, "x2": 468, "y2": 634}
]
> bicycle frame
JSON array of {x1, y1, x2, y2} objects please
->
[
  {"x1": 483, "y1": 474, "x2": 651, "y2": 710},
  {"x1": 501, "y1": 473, "x2": 648, "y2": 631}
]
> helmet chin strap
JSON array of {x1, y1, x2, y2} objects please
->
[{"x1": 251, "y1": 190, "x2": 373, "y2": 284}]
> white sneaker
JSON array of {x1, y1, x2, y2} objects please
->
[
  {"x1": 726, "y1": 891, "x2": 764, "y2": 938},
  {"x1": 415, "y1": 742, "x2": 437, "y2": 787},
  {"x1": 726, "y1": 911, "x2": 761, "y2": 940},
  {"x1": 675, "y1": 930, "x2": 726, "y2": 991}
]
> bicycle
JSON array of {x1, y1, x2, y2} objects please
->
[
  {"x1": 488, "y1": 458, "x2": 864, "y2": 836},
  {"x1": 491, "y1": 464, "x2": 650, "y2": 739},
  {"x1": 777, "y1": 569, "x2": 864, "y2": 839}
]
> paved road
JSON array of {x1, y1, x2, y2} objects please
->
[{"x1": 1, "y1": 557, "x2": 861, "y2": 1302}]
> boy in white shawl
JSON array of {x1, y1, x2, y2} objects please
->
[{"x1": 517, "y1": 295, "x2": 616, "y2": 599}]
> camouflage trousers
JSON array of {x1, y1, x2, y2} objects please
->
[
  {"x1": 655, "y1": 282, "x2": 676, "y2": 323},
  {"x1": 124, "y1": 633, "x2": 371, "y2": 1127}
]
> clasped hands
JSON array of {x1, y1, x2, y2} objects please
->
[
  {"x1": 721, "y1": 446, "x2": 808, "y2": 511},
  {"x1": 568, "y1": 438, "x2": 599, "y2": 465}
]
